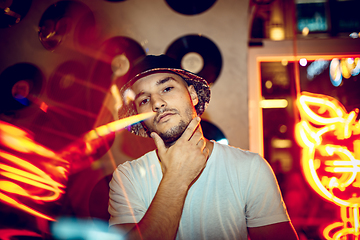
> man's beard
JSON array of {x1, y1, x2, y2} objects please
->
[
  {"x1": 144, "y1": 107, "x2": 195, "y2": 147},
  {"x1": 157, "y1": 120, "x2": 188, "y2": 147}
]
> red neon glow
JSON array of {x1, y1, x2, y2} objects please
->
[
  {"x1": 40, "y1": 101, "x2": 48, "y2": 112},
  {"x1": 295, "y1": 92, "x2": 360, "y2": 239},
  {"x1": 0, "y1": 112, "x2": 155, "y2": 221},
  {"x1": 0, "y1": 121, "x2": 69, "y2": 221},
  {"x1": 0, "y1": 229, "x2": 42, "y2": 240}
]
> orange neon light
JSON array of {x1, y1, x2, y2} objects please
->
[
  {"x1": 83, "y1": 111, "x2": 156, "y2": 142},
  {"x1": 0, "y1": 121, "x2": 68, "y2": 221},
  {"x1": 0, "y1": 112, "x2": 156, "y2": 221},
  {"x1": 295, "y1": 92, "x2": 360, "y2": 240}
]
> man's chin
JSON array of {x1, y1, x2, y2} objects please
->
[
  {"x1": 157, "y1": 120, "x2": 187, "y2": 147},
  {"x1": 160, "y1": 134, "x2": 182, "y2": 147}
]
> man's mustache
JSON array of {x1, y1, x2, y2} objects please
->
[{"x1": 154, "y1": 108, "x2": 179, "y2": 123}]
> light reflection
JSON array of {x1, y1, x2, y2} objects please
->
[{"x1": 260, "y1": 99, "x2": 288, "y2": 108}]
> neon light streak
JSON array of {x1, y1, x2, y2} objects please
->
[
  {"x1": 84, "y1": 111, "x2": 155, "y2": 141},
  {"x1": 295, "y1": 92, "x2": 360, "y2": 239},
  {"x1": 0, "y1": 112, "x2": 156, "y2": 222}
]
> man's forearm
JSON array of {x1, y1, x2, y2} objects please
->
[{"x1": 124, "y1": 175, "x2": 188, "y2": 240}]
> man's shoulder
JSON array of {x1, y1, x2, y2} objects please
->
[{"x1": 213, "y1": 142, "x2": 260, "y2": 160}]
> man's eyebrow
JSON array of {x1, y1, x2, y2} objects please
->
[
  {"x1": 156, "y1": 76, "x2": 176, "y2": 85},
  {"x1": 134, "y1": 77, "x2": 177, "y2": 100}
]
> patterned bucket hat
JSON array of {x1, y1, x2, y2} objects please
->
[{"x1": 118, "y1": 54, "x2": 211, "y2": 137}]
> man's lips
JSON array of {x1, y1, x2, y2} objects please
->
[{"x1": 156, "y1": 112, "x2": 175, "y2": 123}]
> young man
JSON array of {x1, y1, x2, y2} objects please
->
[{"x1": 108, "y1": 55, "x2": 299, "y2": 240}]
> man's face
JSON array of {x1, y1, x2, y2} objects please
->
[{"x1": 132, "y1": 72, "x2": 199, "y2": 145}]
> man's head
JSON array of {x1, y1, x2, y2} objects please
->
[{"x1": 118, "y1": 54, "x2": 210, "y2": 140}]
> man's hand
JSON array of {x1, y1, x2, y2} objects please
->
[{"x1": 151, "y1": 117, "x2": 209, "y2": 188}]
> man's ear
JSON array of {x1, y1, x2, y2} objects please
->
[{"x1": 188, "y1": 85, "x2": 199, "y2": 106}]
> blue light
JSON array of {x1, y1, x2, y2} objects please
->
[{"x1": 52, "y1": 217, "x2": 124, "y2": 240}]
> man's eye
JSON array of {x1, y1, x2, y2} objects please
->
[
  {"x1": 163, "y1": 87, "x2": 173, "y2": 93},
  {"x1": 139, "y1": 98, "x2": 149, "y2": 106}
]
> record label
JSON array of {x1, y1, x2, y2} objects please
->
[
  {"x1": 111, "y1": 54, "x2": 130, "y2": 77},
  {"x1": 181, "y1": 52, "x2": 204, "y2": 74}
]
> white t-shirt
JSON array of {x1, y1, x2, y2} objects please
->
[{"x1": 109, "y1": 142, "x2": 290, "y2": 240}]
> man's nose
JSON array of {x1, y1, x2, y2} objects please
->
[{"x1": 152, "y1": 95, "x2": 166, "y2": 111}]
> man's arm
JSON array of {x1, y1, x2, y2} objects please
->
[
  {"x1": 248, "y1": 221, "x2": 299, "y2": 240},
  {"x1": 111, "y1": 117, "x2": 209, "y2": 240},
  {"x1": 111, "y1": 173, "x2": 189, "y2": 239}
]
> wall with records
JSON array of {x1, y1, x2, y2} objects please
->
[
  {"x1": 0, "y1": 0, "x2": 250, "y2": 156},
  {"x1": 0, "y1": 0, "x2": 250, "y2": 228}
]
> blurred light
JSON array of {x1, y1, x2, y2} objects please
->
[
  {"x1": 347, "y1": 58, "x2": 354, "y2": 65},
  {"x1": 299, "y1": 58, "x2": 308, "y2": 67},
  {"x1": 271, "y1": 138, "x2": 292, "y2": 148},
  {"x1": 52, "y1": 217, "x2": 122, "y2": 240},
  {"x1": 302, "y1": 27, "x2": 309, "y2": 36},
  {"x1": 260, "y1": 99, "x2": 288, "y2": 108},
  {"x1": 265, "y1": 80, "x2": 273, "y2": 89},
  {"x1": 269, "y1": 26, "x2": 285, "y2": 41},
  {"x1": 110, "y1": 84, "x2": 122, "y2": 113},
  {"x1": 340, "y1": 58, "x2": 352, "y2": 79},
  {"x1": 307, "y1": 59, "x2": 330, "y2": 80},
  {"x1": 349, "y1": 32, "x2": 359, "y2": 39},
  {"x1": 40, "y1": 102, "x2": 48, "y2": 112},
  {"x1": 281, "y1": 59, "x2": 288, "y2": 66},
  {"x1": 0, "y1": 151, "x2": 66, "y2": 221},
  {"x1": 0, "y1": 229, "x2": 42, "y2": 240},
  {"x1": 0, "y1": 121, "x2": 68, "y2": 221},
  {"x1": 352, "y1": 58, "x2": 360, "y2": 76},
  {"x1": 123, "y1": 89, "x2": 135, "y2": 105},
  {"x1": 0, "y1": 121, "x2": 66, "y2": 161},
  {"x1": 329, "y1": 58, "x2": 343, "y2": 87},
  {"x1": 279, "y1": 125, "x2": 287, "y2": 133}
]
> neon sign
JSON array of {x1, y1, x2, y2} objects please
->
[{"x1": 295, "y1": 92, "x2": 360, "y2": 240}]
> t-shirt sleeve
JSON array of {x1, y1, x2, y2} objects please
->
[
  {"x1": 108, "y1": 165, "x2": 147, "y2": 226},
  {"x1": 245, "y1": 154, "x2": 290, "y2": 227}
]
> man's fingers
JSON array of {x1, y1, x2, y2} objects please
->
[
  {"x1": 181, "y1": 117, "x2": 201, "y2": 141},
  {"x1": 151, "y1": 132, "x2": 165, "y2": 152},
  {"x1": 203, "y1": 147, "x2": 210, "y2": 159}
]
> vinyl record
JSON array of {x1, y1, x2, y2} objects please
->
[
  {"x1": 47, "y1": 60, "x2": 87, "y2": 108},
  {"x1": 90, "y1": 36, "x2": 146, "y2": 104},
  {"x1": 165, "y1": 0, "x2": 217, "y2": 16},
  {"x1": 165, "y1": 34, "x2": 222, "y2": 85},
  {"x1": 0, "y1": 0, "x2": 32, "y2": 28},
  {"x1": 201, "y1": 119, "x2": 228, "y2": 144},
  {"x1": 38, "y1": 0, "x2": 94, "y2": 51},
  {"x1": 87, "y1": 37, "x2": 145, "y2": 117},
  {"x1": 73, "y1": 8, "x2": 99, "y2": 49},
  {"x1": 0, "y1": 63, "x2": 44, "y2": 114}
]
